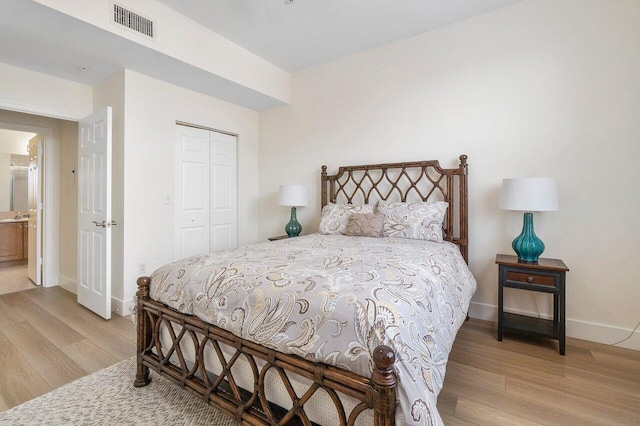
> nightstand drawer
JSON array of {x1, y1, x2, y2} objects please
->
[{"x1": 506, "y1": 271, "x2": 556, "y2": 287}]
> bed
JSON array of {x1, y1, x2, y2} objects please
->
[{"x1": 134, "y1": 155, "x2": 475, "y2": 425}]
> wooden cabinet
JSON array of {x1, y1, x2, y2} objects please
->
[
  {"x1": 496, "y1": 254, "x2": 569, "y2": 355},
  {"x1": 0, "y1": 221, "x2": 28, "y2": 262}
]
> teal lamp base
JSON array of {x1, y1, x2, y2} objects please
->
[
  {"x1": 285, "y1": 207, "x2": 302, "y2": 237},
  {"x1": 512, "y1": 212, "x2": 545, "y2": 264}
]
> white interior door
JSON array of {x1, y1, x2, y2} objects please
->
[
  {"x1": 77, "y1": 107, "x2": 112, "y2": 320},
  {"x1": 175, "y1": 125, "x2": 237, "y2": 259},
  {"x1": 175, "y1": 126, "x2": 210, "y2": 259},
  {"x1": 27, "y1": 134, "x2": 42, "y2": 285},
  {"x1": 210, "y1": 131, "x2": 237, "y2": 252}
]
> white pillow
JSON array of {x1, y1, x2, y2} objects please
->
[
  {"x1": 318, "y1": 203, "x2": 376, "y2": 235},
  {"x1": 378, "y1": 201, "x2": 448, "y2": 242}
]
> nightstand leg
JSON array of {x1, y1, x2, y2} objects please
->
[
  {"x1": 559, "y1": 279, "x2": 566, "y2": 355},
  {"x1": 498, "y1": 278, "x2": 504, "y2": 341}
]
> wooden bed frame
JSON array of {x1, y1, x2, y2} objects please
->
[{"x1": 134, "y1": 155, "x2": 469, "y2": 425}]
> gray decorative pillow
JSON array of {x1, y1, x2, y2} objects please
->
[
  {"x1": 378, "y1": 201, "x2": 448, "y2": 242},
  {"x1": 318, "y1": 203, "x2": 376, "y2": 235},
  {"x1": 344, "y1": 213, "x2": 384, "y2": 237}
]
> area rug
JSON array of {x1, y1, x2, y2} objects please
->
[{"x1": 0, "y1": 357, "x2": 239, "y2": 425}]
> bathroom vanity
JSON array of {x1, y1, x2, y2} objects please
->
[{"x1": 0, "y1": 219, "x2": 28, "y2": 262}]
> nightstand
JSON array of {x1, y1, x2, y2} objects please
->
[
  {"x1": 496, "y1": 254, "x2": 569, "y2": 355},
  {"x1": 268, "y1": 235, "x2": 289, "y2": 241}
]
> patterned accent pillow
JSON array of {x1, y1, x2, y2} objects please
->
[
  {"x1": 378, "y1": 201, "x2": 448, "y2": 242},
  {"x1": 344, "y1": 213, "x2": 384, "y2": 237},
  {"x1": 318, "y1": 203, "x2": 376, "y2": 235}
]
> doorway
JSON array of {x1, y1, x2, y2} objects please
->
[
  {"x1": 0, "y1": 109, "x2": 79, "y2": 295},
  {"x1": 0, "y1": 127, "x2": 40, "y2": 294},
  {"x1": 0, "y1": 129, "x2": 35, "y2": 294}
]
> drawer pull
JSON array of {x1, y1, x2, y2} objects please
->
[{"x1": 527, "y1": 276, "x2": 534, "y2": 283}]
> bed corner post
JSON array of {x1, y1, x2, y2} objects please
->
[
  {"x1": 372, "y1": 345, "x2": 396, "y2": 426},
  {"x1": 458, "y1": 154, "x2": 469, "y2": 264},
  {"x1": 134, "y1": 276, "x2": 152, "y2": 387},
  {"x1": 321, "y1": 165, "x2": 328, "y2": 209}
]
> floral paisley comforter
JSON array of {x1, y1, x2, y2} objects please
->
[{"x1": 149, "y1": 234, "x2": 476, "y2": 425}]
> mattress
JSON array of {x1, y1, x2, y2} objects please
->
[{"x1": 150, "y1": 234, "x2": 476, "y2": 425}]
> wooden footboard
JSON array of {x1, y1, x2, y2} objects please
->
[{"x1": 134, "y1": 277, "x2": 397, "y2": 426}]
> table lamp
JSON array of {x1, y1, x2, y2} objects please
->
[
  {"x1": 499, "y1": 177, "x2": 558, "y2": 264},
  {"x1": 278, "y1": 185, "x2": 308, "y2": 237}
]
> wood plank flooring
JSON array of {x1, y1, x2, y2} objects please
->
[
  {"x1": 439, "y1": 318, "x2": 640, "y2": 425},
  {"x1": 0, "y1": 264, "x2": 36, "y2": 296},
  {"x1": 0, "y1": 286, "x2": 135, "y2": 410},
  {"x1": 0, "y1": 285, "x2": 638, "y2": 425}
]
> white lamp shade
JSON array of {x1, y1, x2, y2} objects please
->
[
  {"x1": 499, "y1": 178, "x2": 559, "y2": 212},
  {"x1": 278, "y1": 185, "x2": 308, "y2": 207}
]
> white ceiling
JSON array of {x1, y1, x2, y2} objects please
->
[
  {"x1": 0, "y1": 0, "x2": 522, "y2": 111},
  {"x1": 158, "y1": 0, "x2": 522, "y2": 72}
]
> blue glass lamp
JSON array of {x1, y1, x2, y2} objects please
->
[
  {"x1": 499, "y1": 178, "x2": 559, "y2": 264},
  {"x1": 278, "y1": 184, "x2": 308, "y2": 237}
]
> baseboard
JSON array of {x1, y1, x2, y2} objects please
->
[
  {"x1": 58, "y1": 274, "x2": 77, "y2": 294},
  {"x1": 467, "y1": 301, "x2": 498, "y2": 322},
  {"x1": 566, "y1": 318, "x2": 640, "y2": 351},
  {"x1": 468, "y1": 301, "x2": 640, "y2": 351},
  {"x1": 59, "y1": 275, "x2": 133, "y2": 318},
  {"x1": 111, "y1": 296, "x2": 135, "y2": 317}
]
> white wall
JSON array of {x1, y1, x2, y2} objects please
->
[
  {"x1": 258, "y1": 0, "x2": 640, "y2": 349},
  {"x1": 58, "y1": 120, "x2": 79, "y2": 287},
  {"x1": 118, "y1": 70, "x2": 260, "y2": 313},
  {"x1": 0, "y1": 62, "x2": 92, "y2": 120}
]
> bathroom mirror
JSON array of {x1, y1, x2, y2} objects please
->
[
  {"x1": 0, "y1": 128, "x2": 35, "y2": 214},
  {"x1": 1, "y1": 155, "x2": 29, "y2": 212},
  {"x1": 10, "y1": 162, "x2": 29, "y2": 211}
]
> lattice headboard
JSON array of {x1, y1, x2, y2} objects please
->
[{"x1": 321, "y1": 155, "x2": 469, "y2": 262}]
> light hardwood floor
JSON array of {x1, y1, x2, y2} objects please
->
[
  {"x1": 439, "y1": 319, "x2": 640, "y2": 425},
  {"x1": 0, "y1": 286, "x2": 135, "y2": 411},
  {"x1": 0, "y1": 286, "x2": 638, "y2": 424},
  {"x1": 0, "y1": 264, "x2": 36, "y2": 296}
]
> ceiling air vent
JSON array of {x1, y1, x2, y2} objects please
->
[{"x1": 113, "y1": 3, "x2": 154, "y2": 39}]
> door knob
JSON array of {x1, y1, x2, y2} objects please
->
[{"x1": 93, "y1": 220, "x2": 117, "y2": 228}]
